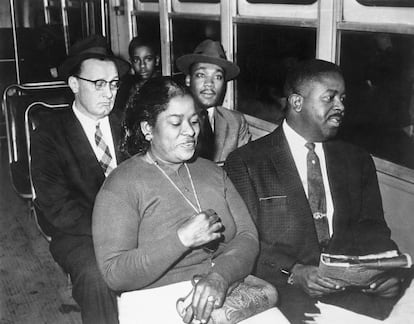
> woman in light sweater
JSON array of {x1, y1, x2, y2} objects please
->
[{"x1": 92, "y1": 77, "x2": 265, "y2": 323}]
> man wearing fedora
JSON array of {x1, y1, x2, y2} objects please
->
[
  {"x1": 31, "y1": 35, "x2": 129, "y2": 323},
  {"x1": 176, "y1": 39, "x2": 251, "y2": 163}
]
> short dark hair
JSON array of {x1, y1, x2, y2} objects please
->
[
  {"x1": 283, "y1": 59, "x2": 343, "y2": 97},
  {"x1": 120, "y1": 77, "x2": 189, "y2": 157},
  {"x1": 128, "y1": 36, "x2": 158, "y2": 58}
]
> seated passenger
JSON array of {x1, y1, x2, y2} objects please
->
[
  {"x1": 225, "y1": 59, "x2": 404, "y2": 324},
  {"x1": 113, "y1": 36, "x2": 160, "y2": 113},
  {"x1": 31, "y1": 34, "x2": 130, "y2": 323},
  {"x1": 92, "y1": 77, "x2": 269, "y2": 323},
  {"x1": 176, "y1": 39, "x2": 251, "y2": 163}
]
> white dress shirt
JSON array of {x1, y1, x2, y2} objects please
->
[
  {"x1": 72, "y1": 104, "x2": 117, "y2": 174},
  {"x1": 206, "y1": 107, "x2": 215, "y2": 132},
  {"x1": 282, "y1": 121, "x2": 334, "y2": 236}
]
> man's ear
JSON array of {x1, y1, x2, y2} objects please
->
[
  {"x1": 185, "y1": 75, "x2": 191, "y2": 87},
  {"x1": 68, "y1": 76, "x2": 79, "y2": 94},
  {"x1": 155, "y1": 55, "x2": 160, "y2": 67},
  {"x1": 288, "y1": 94, "x2": 303, "y2": 112}
]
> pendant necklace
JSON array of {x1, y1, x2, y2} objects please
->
[{"x1": 146, "y1": 151, "x2": 216, "y2": 267}]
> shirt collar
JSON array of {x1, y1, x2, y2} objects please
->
[
  {"x1": 72, "y1": 103, "x2": 109, "y2": 128},
  {"x1": 282, "y1": 120, "x2": 323, "y2": 151}
]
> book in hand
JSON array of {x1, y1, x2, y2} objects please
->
[{"x1": 317, "y1": 250, "x2": 412, "y2": 287}]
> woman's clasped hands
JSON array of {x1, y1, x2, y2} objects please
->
[
  {"x1": 182, "y1": 272, "x2": 229, "y2": 324},
  {"x1": 177, "y1": 209, "x2": 223, "y2": 249},
  {"x1": 177, "y1": 209, "x2": 227, "y2": 323}
]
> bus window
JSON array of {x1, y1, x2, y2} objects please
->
[
  {"x1": 339, "y1": 31, "x2": 414, "y2": 170},
  {"x1": 171, "y1": 18, "x2": 220, "y2": 80},
  {"x1": 66, "y1": 0, "x2": 104, "y2": 45},
  {"x1": 245, "y1": 0, "x2": 316, "y2": 3},
  {"x1": 236, "y1": 24, "x2": 316, "y2": 124},
  {"x1": 176, "y1": 0, "x2": 219, "y2": 2},
  {"x1": 135, "y1": 15, "x2": 160, "y2": 44},
  {"x1": 172, "y1": 0, "x2": 220, "y2": 15},
  {"x1": 356, "y1": 0, "x2": 414, "y2": 7}
]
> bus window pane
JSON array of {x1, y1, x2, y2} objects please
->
[
  {"x1": 246, "y1": 0, "x2": 316, "y2": 3},
  {"x1": 356, "y1": 0, "x2": 414, "y2": 7},
  {"x1": 135, "y1": 15, "x2": 161, "y2": 44},
  {"x1": 171, "y1": 18, "x2": 220, "y2": 79},
  {"x1": 139, "y1": 0, "x2": 158, "y2": 2},
  {"x1": 236, "y1": 24, "x2": 316, "y2": 124},
  {"x1": 177, "y1": 0, "x2": 219, "y2": 2},
  {"x1": 339, "y1": 31, "x2": 414, "y2": 169}
]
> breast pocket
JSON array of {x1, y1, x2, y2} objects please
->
[{"x1": 258, "y1": 195, "x2": 287, "y2": 245}]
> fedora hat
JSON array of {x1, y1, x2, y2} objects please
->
[
  {"x1": 176, "y1": 39, "x2": 240, "y2": 81},
  {"x1": 58, "y1": 34, "x2": 130, "y2": 80}
]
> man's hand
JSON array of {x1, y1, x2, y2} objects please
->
[
  {"x1": 362, "y1": 274, "x2": 401, "y2": 298},
  {"x1": 291, "y1": 264, "x2": 344, "y2": 297}
]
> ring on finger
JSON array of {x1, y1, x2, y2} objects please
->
[{"x1": 207, "y1": 295, "x2": 216, "y2": 303}]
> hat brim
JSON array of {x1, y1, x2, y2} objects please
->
[
  {"x1": 59, "y1": 52, "x2": 130, "y2": 80},
  {"x1": 176, "y1": 54, "x2": 240, "y2": 81}
]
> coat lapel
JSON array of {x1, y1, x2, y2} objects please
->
[
  {"x1": 324, "y1": 141, "x2": 351, "y2": 237},
  {"x1": 109, "y1": 111, "x2": 123, "y2": 164},
  {"x1": 63, "y1": 110, "x2": 105, "y2": 182},
  {"x1": 270, "y1": 128, "x2": 320, "y2": 248},
  {"x1": 213, "y1": 107, "x2": 228, "y2": 161}
]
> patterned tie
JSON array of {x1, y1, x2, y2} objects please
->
[
  {"x1": 95, "y1": 123, "x2": 113, "y2": 176},
  {"x1": 305, "y1": 142, "x2": 330, "y2": 249},
  {"x1": 198, "y1": 109, "x2": 215, "y2": 160}
]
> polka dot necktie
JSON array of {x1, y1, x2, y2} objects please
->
[{"x1": 305, "y1": 142, "x2": 330, "y2": 250}]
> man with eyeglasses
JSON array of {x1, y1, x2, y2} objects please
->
[{"x1": 31, "y1": 35, "x2": 129, "y2": 324}]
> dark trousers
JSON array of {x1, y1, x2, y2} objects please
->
[
  {"x1": 276, "y1": 283, "x2": 399, "y2": 324},
  {"x1": 50, "y1": 235, "x2": 119, "y2": 324}
]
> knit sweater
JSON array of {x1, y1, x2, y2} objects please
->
[{"x1": 92, "y1": 154, "x2": 259, "y2": 292}]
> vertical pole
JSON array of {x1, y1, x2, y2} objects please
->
[
  {"x1": 221, "y1": 0, "x2": 236, "y2": 109},
  {"x1": 159, "y1": 0, "x2": 172, "y2": 76},
  {"x1": 61, "y1": 0, "x2": 70, "y2": 54},
  {"x1": 10, "y1": 0, "x2": 20, "y2": 84}
]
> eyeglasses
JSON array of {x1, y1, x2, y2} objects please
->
[{"x1": 75, "y1": 76, "x2": 120, "y2": 91}]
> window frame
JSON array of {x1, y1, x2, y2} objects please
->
[
  {"x1": 237, "y1": 0, "x2": 318, "y2": 19},
  {"x1": 171, "y1": 0, "x2": 220, "y2": 15}
]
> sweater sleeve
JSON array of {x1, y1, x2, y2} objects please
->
[{"x1": 92, "y1": 185, "x2": 188, "y2": 292}]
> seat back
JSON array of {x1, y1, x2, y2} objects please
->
[
  {"x1": 2, "y1": 82, "x2": 73, "y2": 199},
  {"x1": 25, "y1": 101, "x2": 71, "y2": 240}
]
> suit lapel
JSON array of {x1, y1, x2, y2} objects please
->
[
  {"x1": 270, "y1": 128, "x2": 320, "y2": 247},
  {"x1": 109, "y1": 112, "x2": 122, "y2": 163},
  {"x1": 213, "y1": 107, "x2": 228, "y2": 161},
  {"x1": 64, "y1": 110, "x2": 105, "y2": 182},
  {"x1": 324, "y1": 141, "x2": 350, "y2": 236}
]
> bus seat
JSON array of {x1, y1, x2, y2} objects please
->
[
  {"x1": 2, "y1": 82, "x2": 73, "y2": 200},
  {"x1": 25, "y1": 101, "x2": 71, "y2": 241}
]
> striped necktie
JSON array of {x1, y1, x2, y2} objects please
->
[
  {"x1": 95, "y1": 123, "x2": 113, "y2": 176},
  {"x1": 305, "y1": 142, "x2": 330, "y2": 250}
]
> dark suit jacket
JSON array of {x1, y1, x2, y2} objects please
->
[
  {"x1": 225, "y1": 126, "x2": 398, "y2": 286},
  {"x1": 31, "y1": 107, "x2": 123, "y2": 238}
]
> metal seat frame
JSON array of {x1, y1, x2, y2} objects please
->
[
  {"x1": 24, "y1": 101, "x2": 70, "y2": 241},
  {"x1": 2, "y1": 81, "x2": 72, "y2": 200}
]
